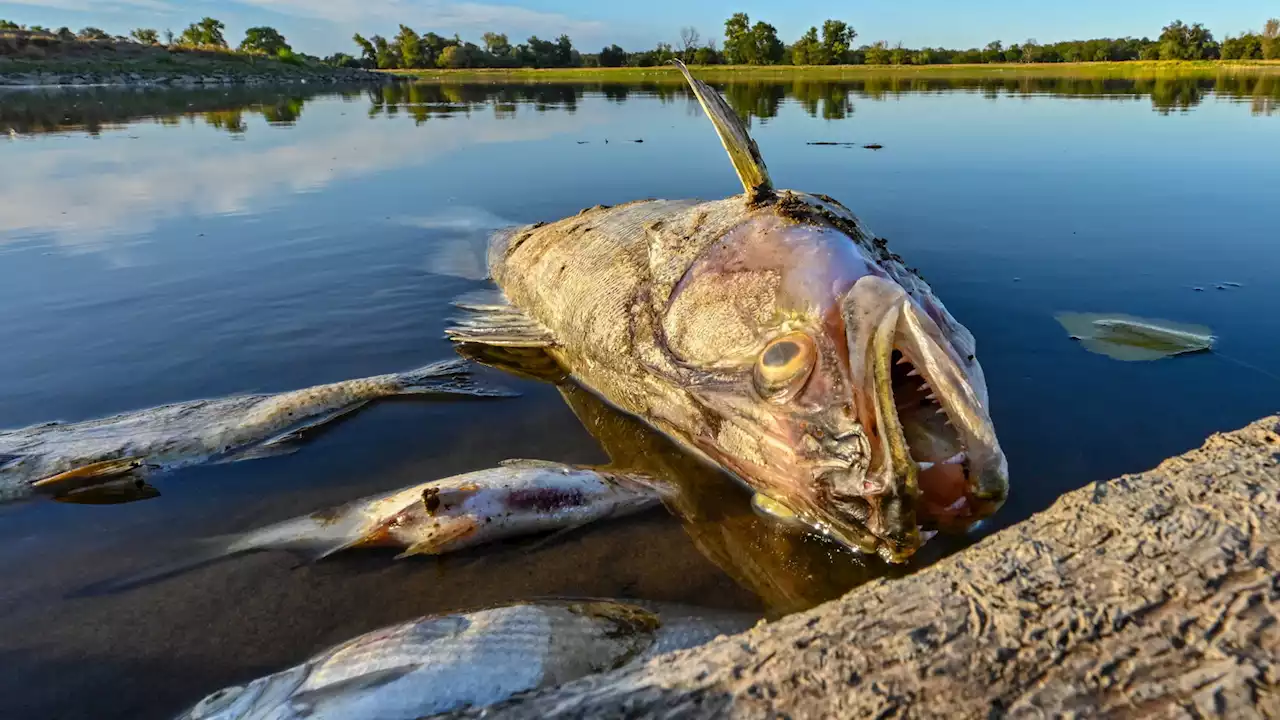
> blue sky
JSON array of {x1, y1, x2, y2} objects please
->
[{"x1": 1, "y1": 1, "x2": 1275, "y2": 57}]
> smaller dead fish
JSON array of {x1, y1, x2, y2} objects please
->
[
  {"x1": 862, "y1": 143, "x2": 884, "y2": 150},
  {"x1": 806, "y1": 141, "x2": 858, "y2": 146},
  {"x1": 174, "y1": 599, "x2": 755, "y2": 720},
  {"x1": 0, "y1": 359, "x2": 513, "y2": 505},
  {"x1": 97, "y1": 461, "x2": 665, "y2": 592},
  {"x1": 1055, "y1": 312, "x2": 1215, "y2": 362}
]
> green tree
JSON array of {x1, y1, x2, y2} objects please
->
[
  {"x1": 130, "y1": 28, "x2": 159, "y2": 44},
  {"x1": 889, "y1": 42, "x2": 910, "y2": 65},
  {"x1": 865, "y1": 41, "x2": 890, "y2": 65},
  {"x1": 599, "y1": 43, "x2": 626, "y2": 67},
  {"x1": 371, "y1": 34, "x2": 399, "y2": 68},
  {"x1": 791, "y1": 27, "x2": 821, "y2": 65},
  {"x1": 394, "y1": 25, "x2": 423, "y2": 68},
  {"x1": 820, "y1": 20, "x2": 855, "y2": 64},
  {"x1": 0, "y1": 20, "x2": 20, "y2": 31},
  {"x1": 352, "y1": 33, "x2": 376, "y2": 65},
  {"x1": 723, "y1": 12, "x2": 753, "y2": 64},
  {"x1": 483, "y1": 32, "x2": 511, "y2": 57},
  {"x1": 179, "y1": 17, "x2": 227, "y2": 47},
  {"x1": 240, "y1": 26, "x2": 291, "y2": 55},
  {"x1": 693, "y1": 46, "x2": 720, "y2": 64},
  {"x1": 751, "y1": 21, "x2": 784, "y2": 64},
  {"x1": 981, "y1": 40, "x2": 1004, "y2": 63},
  {"x1": 57, "y1": 27, "x2": 76, "y2": 41},
  {"x1": 1264, "y1": 18, "x2": 1280, "y2": 59},
  {"x1": 1159, "y1": 20, "x2": 1215, "y2": 60},
  {"x1": 78, "y1": 27, "x2": 111, "y2": 41},
  {"x1": 1222, "y1": 34, "x2": 1263, "y2": 60}
]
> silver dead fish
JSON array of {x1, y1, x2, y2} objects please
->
[
  {"x1": 139, "y1": 460, "x2": 665, "y2": 584},
  {"x1": 1055, "y1": 312, "x2": 1215, "y2": 361},
  {"x1": 175, "y1": 599, "x2": 756, "y2": 720},
  {"x1": 0, "y1": 359, "x2": 512, "y2": 505},
  {"x1": 447, "y1": 62, "x2": 1008, "y2": 563}
]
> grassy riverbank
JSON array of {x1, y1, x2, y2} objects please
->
[
  {"x1": 0, "y1": 31, "x2": 386, "y2": 85},
  {"x1": 392, "y1": 60, "x2": 1280, "y2": 83}
]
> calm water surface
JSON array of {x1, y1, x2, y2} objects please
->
[{"x1": 1, "y1": 74, "x2": 1278, "y2": 719}]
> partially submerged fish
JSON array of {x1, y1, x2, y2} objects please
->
[
  {"x1": 1055, "y1": 312, "x2": 1215, "y2": 361},
  {"x1": 448, "y1": 62, "x2": 1008, "y2": 563},
  {"x1": 109, "y1": 460, "x2": 664, "y2": 590},
  {"x1": 0, "y1": 359, "x2": 512, "y2": 505},
  {"x1": 175, "y1": 598, "x2": 755, "y2": 720}
]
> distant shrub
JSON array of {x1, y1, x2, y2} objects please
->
[{"x1": 276, "y1": 47, "x2": 303, "y2": 65}]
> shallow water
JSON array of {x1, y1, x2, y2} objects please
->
[{"x1": 2, "y1": 73, "x2": 1279, "y2": 719}]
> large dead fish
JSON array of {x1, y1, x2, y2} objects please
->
[
  {"x1": 0, "y1": 359, "x2": 512, "y2": 505},
  {"x1": 448, "y1": 62, "x2": 1008, "y2": 563},
  {"x1": 174, "y1": 599, "x2": 755, "y2": 720}
]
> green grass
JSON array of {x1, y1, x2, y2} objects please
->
[{"x1": 391, "y1": 60, "x2": 1280, "y2": 83}]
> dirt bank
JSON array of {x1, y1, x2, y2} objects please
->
[{"x1": 441, "y1": 414, "x2": 1280, "y2": 718}]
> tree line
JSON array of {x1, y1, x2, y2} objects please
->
[
  {"x1": 1, "y1": 17, "x2": 302, "y2": 62},
  {"x1": 5, "y1": 13, "x2": 1278, "y2": 70},
  {"x1": 339, "y1": 14, "x2": 1280, "y2": 69}
]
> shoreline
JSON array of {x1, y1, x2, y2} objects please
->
[
  {"x1": 392, "y1": 59, "x2": 1280, "y2": 82},
  {"x1": 0, "y1": 70, "x2": 396, "y2": 88}
]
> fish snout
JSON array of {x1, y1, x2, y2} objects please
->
[{"x1": 830, "y1": 276, "x2": 1008, "y2": 562}]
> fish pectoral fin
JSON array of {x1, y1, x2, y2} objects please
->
[
  {"x1": 672, "y1": 59, "x2": 772, "y2": 199},
  {"x1": 30, "y1": 456, "x2": 149, "y2": 496},
  {"x1": 215, "y1": 401, "x2": 374, "y2": 464},
  {"x1": 394, "y1": 519, "x2": 480, "y2": 559},
  {"x1": 288, "y1": 666, "x2": 418, "y2": 707},
  {"x1": 445, "y1": 295, "x2": 556, "y2": 349}
]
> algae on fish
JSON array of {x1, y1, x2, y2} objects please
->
[{"x1": 1055, "y1": 312, "x2": 1215, "y2": 362}]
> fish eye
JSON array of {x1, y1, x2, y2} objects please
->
[{"x1": 753, "y1": 332, "x2": 816, "y2": 403}]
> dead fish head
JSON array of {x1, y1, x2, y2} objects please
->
[{"x1": 660, "y1": 207, "x2": 1007, "y2": 563}]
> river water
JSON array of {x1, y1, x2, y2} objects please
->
[{"x1": 1, "y1": 73, "x2": 1278, "y2": 718}]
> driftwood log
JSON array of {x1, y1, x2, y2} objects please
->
[{"x1": 442, "y1": 415, "x2": 1280, "y2": 718}]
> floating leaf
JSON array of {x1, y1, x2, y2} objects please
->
[{"x1": 1055, "y1": 312, "x2": 1215, "y2": 362}]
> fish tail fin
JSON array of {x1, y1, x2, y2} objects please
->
[
  {"x1": 68, "y1": 535, "x2": 247, "y2": 597},
  {"x1": 392, "y1": 357, "x2": 519, "y2": 398}
]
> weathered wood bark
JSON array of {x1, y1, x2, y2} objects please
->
[{"x1": 441, "y1": 416, "x2": 1280, "y2": 719}]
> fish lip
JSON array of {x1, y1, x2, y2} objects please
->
[{"x1": 833, "y1": 276, "x2": 1007, "y2": 563}]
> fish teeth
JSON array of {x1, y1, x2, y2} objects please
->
[
  {"x1": 924, "y1": 393, "x2": 937, "y2": 402},
  {"x1": 896, "y1": 356, "x2": 911, "y2": 365},
  {"x1": 941, "y1": 452, "x2": 966, "y2": 465},
  {"x1": 906, "y1": 369, "x2": 920, "y2": 377}
]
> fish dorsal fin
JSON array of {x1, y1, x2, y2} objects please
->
[{"x1": 673, "y1": 60, "x2": 773, "y2": 200}]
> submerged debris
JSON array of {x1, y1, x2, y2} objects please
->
[
  {"x1": 862, "y1": 144, "x2": 884, "y2": 150},
  {"x1": 1055, "y1": 312, "x2": 1215, "y2": 362},
  {"x1": 806, "y1": 141, "x2": 859, "y2": 146}
]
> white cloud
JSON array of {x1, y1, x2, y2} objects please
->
[
  {"x1": 0, "y1": 96, "x2": 597, "y2": 258},
  {"x1": 232, "y1": 0, "x2": 604, "y2": 39}
]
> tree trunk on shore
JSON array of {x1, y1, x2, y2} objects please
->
[{"x1": 440, "y1": 415, "x2": 1280, "y2": 719}]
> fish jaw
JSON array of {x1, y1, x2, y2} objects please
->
[{"x1": 839, "y1": 275, "x2": 1008, "y2": 560}]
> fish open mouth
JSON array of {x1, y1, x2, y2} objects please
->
[
  {"x1": 890, "y1": 348, "x2": 977, "y2": 529},
  {"x1": 835, "y1": 275, "x2": 1008, "y2": 563}
]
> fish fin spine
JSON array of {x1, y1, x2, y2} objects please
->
[{"x1": 671, "y1": 59, "x2": 773, "y2": 199}]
